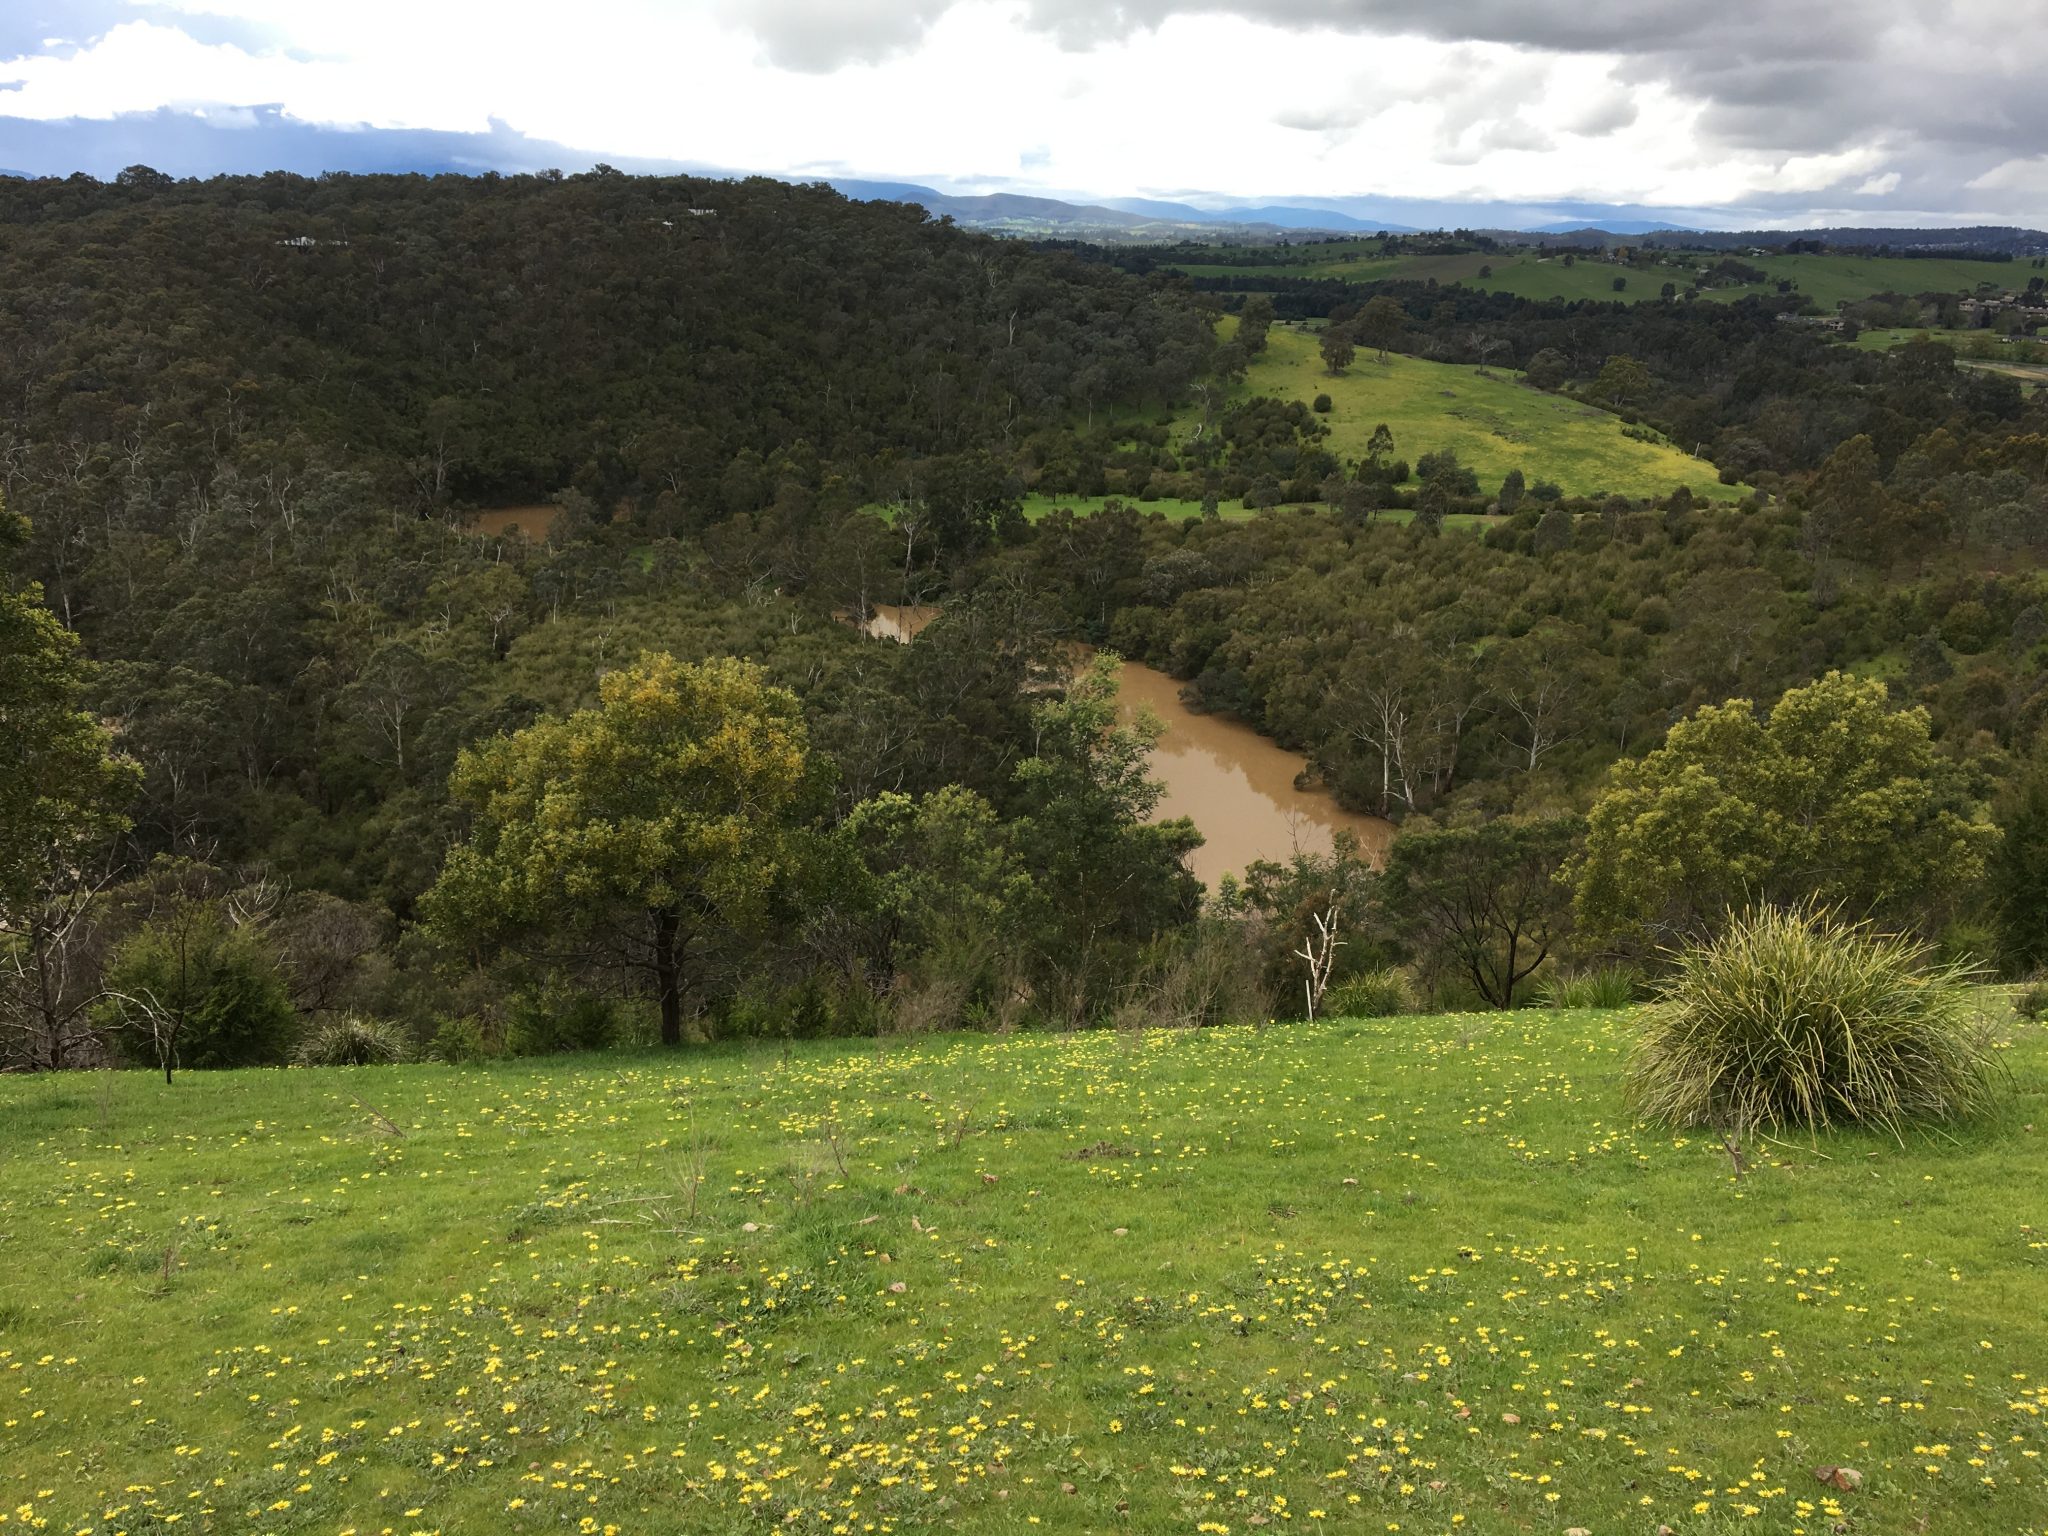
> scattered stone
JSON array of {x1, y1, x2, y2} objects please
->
[{"x1": 1814, "y1": 1465, "x2": 1864, "y2": 1491}]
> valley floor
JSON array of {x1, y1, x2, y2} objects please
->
[{"x1": 1, "y1": 1008, "x2": 2043, "y2": 1535}]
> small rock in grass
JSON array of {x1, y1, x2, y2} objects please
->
[{"x1": 1814, "y1": 1465, "x2": 1864, "y2": 1491}]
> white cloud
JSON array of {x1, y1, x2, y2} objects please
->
[
  {"x1": 0, "y1": 1, "x2": 2039, "y2": 222},
  {"x1": 1968, "y1": 156, "x2": 2048, "y2": 197}
]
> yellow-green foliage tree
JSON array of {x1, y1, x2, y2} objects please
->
[
  {"x1": 1571, "y1": 671, "x2": 1998, "y2": 947},
  {"x1": 0, "y1": 499, "x2": 136, "y2": 914},
  {"x1": 422, "y1": 653, "x2": 810, "y2": 1046},
  {"x1": 1, "y1": 497, "x2": 139, "y2": 1068}
]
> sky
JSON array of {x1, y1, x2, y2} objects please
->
[{"x1": 1, "y1": 0, "x2": 2045, "y2": 229}]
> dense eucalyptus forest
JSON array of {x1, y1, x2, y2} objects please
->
[{"x1": 4, "y1": 167, "x2": 2048, "y2": 1069}]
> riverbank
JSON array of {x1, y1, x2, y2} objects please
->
[{"x1": 858, "y1": 604, "x2": 1392, "y2": 884}]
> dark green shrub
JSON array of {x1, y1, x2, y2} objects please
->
[
  {"x1": 1312, "y1": 393, "x2": 1332, "y2": 414},
  {"x1": 2013, "y1": 983, "x2": 2048, "y2": 1021},
  {"x1": 507, "y1": 980, "x2": 619, "y2": 1055},
  {"x1": 102, "y1": 911, "x2": 297, "y2": 1073},
  {"x1": 430, "y1": 1016, "x2": 494, "y2": 1063},
  {"x1": 1628, "y1": 907, "x2": 2002, "y2": 1133},
  {"x1": 295, "y1": 1016, "x2": 410, "y2": 1066}
]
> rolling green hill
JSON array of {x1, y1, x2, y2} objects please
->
[{"x1": 1193, "y1": 326, "x2": 1742, "y2": 502}]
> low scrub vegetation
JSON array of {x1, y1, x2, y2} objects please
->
[
  {"x1": 292, "y1": 1015, "x2": 412, "y2": 1066},
  {"x1": 1534, "y1": 963, "x2": 1645, "y2": 1009},
  {"x1": 1627, "y1": 906, "x2": 2004, "y2": 1133}
]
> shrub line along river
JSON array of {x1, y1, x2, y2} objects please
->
[{"x1": 861, "y1": 605, "x2": 1393, "y2": 886}]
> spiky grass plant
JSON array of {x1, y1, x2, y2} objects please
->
[
  {"x1": 293, "y1": 1016, "x2": 411, "y2": 1067},
  {"x1": 1534, "y1": 964, "x2": 1645, "y2": 1010},
  {"x1": 1323, "y1": 969, "x2": 1410, "y2": 1019},
  {"x1": 1627, "y1": 906, "x2": 2002, "y2": 1134}
]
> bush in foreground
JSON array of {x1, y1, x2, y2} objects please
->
[
  {"x1": 294, "y1": 1016, "x2": 411, "y2": 1067},
  {"x1": 1627, "y1": 906, "x2": 2002, "y2": 1133}
]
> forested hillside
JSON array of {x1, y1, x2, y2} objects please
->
[{"x1": 4, "y1": 168, "x2": 2048, "y2": 1066}]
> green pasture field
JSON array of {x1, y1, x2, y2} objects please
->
[
  {"x1": 1196, "y1": 327, "x2": 1741, "y2": 503},
  {"x1": 1852, "y1": 329, "x2": 2048, "y2": 374},
  {"x1": 1166, "y1": 248, "x2": 2030, "y2": 312},
  {"x1": 2, "y1": 1005, "x2": 2043, "y2": 1536}
]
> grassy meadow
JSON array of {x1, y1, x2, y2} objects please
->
[
  {"x1": 2, "y1": 1006, "x2": 2044, "y2": 1536},
  {"x1": 1203, "y1": 327, "x2": 1741, "y2": 503}
]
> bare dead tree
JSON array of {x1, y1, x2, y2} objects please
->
[
  {"x1": 102, "y1": 985, "x2": 181, "y2": 1085},
  {"x1": 0, "y1": 871, "x2": 114, "y2": 1071},
  {"x1": 1295, "y1": 902, "x2": 1344, "y2": 1022}
]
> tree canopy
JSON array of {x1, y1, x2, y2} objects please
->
[
  {"x1": 1571, "y1": 671, "x2": 1998, "y2": 946},
  {"x1": 422, "y1": 653, "x2": 812, "y2": 1044}
]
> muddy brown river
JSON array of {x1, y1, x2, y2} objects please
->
[
  {"x1": 466, "y1": 504, "x2": 560, "y2": 539},
  {"x1": 861, "y1": 605, "x2": 1392, "y2": 885}
]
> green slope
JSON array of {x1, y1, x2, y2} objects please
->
[{"x1": 1198, "y1": 326, "x2": 1741, "y2": 502}]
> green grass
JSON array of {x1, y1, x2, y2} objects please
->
[
  {"x1": 1197, "y1": 327, "x2": 1741, "y2": 502},
  {"x1": 1718, "y1": 254, "x2": 2025, "y2": 312},
  {"x1": 1852, "y1": 328, "x2": 2048, "y2": 379},
  {"x1": 3, "y1": 1007, "x2": 2044, "y2": 1535},
  {"x1": 1166, "y1": 249, "x2": 2031, "y2": 311}
]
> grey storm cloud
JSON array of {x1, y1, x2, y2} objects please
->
[{"x1": 731, "y1": 0, "x2": 2048, "y2": 210}]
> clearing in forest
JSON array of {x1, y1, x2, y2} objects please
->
[{"x1": 1199, "y1": 326, "x2": 1741, "y2": 502}]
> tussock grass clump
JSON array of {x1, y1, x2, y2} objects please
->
[
  {"x1": 2013, "y1": 982, "x2": 2048, "y2": 1022},
  {"x1": 1324, "y1": 970, "x2": 1410, "y2": 1019},
  {"x1": 1628, "y1": 907, "x2": 2002, "y2": 1133},
  {"x1": 293, "y1": 1016, "x2": 411, "y2": 1067},
  {"x1": 1535, "y1": 964, "x2": 1645, "y2": 1010}
]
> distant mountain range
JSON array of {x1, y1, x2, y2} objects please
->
[
  {"x1": 824, "y1": 183, "x2": 2048, "y2": 253},
  {"x1": 826, "y1": 180, "x2": 1419, "y2": 238},
  {"x1": 4, "y1": 137, "x2": 2042, "y2": 254}
]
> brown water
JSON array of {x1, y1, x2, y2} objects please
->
[
  {"x1": 859, "y1": 605, "x2": 1392, "y2": 884},
  {"x1": 1111, "y1": 659, "x2": 1393, "y2": 885},
  {"x1": 467, "y1": 504, "x2": 560, "y2": 540}
]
